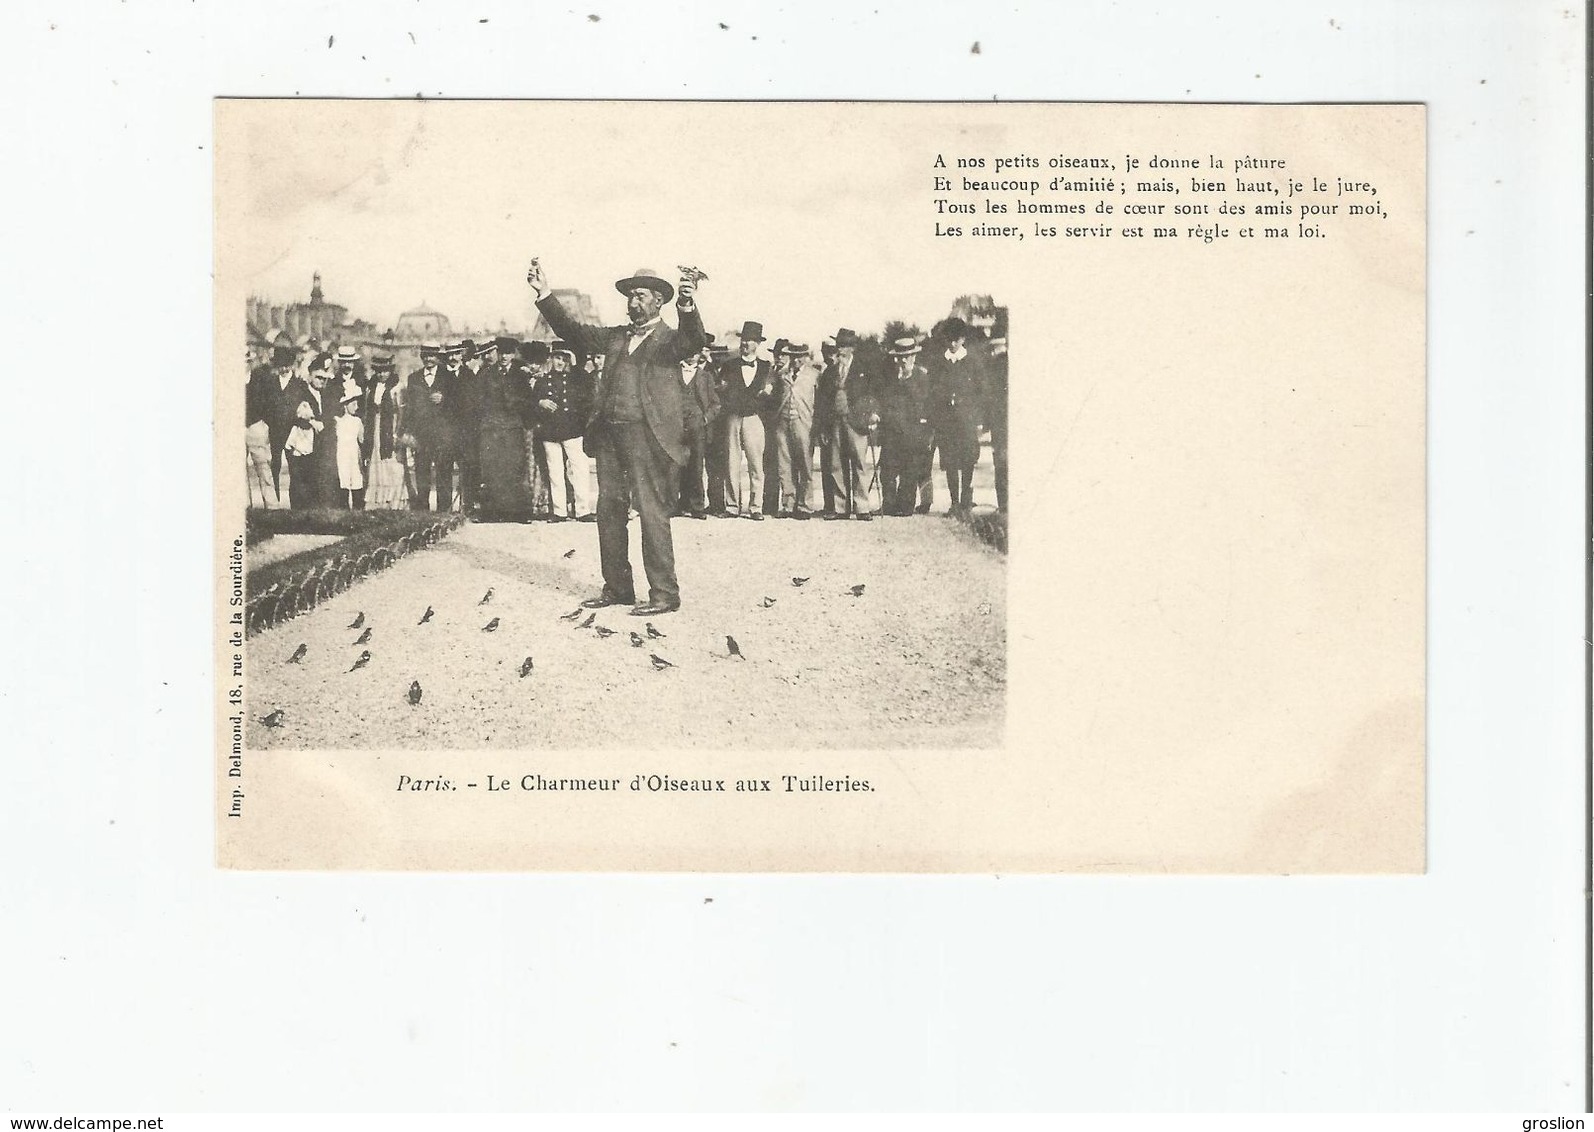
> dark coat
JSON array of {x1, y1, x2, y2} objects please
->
[
  {"x1": 535, "y1": 294, "x2": 706, "y2": 466},
  {"x1": 403, "y1": 366, "x2": 456, "y2": 452},
  {"x1": 818, "y1": 358, "x2": 880, "y2": 435},
  {"x1": 715, "y1": 356, "x2": 775, "y2": 418},
  {"x1": 878, "y1": 363, "x2": 934, "y2": 449},
  {"x1": 925, "y1": 346, "x2": 988, "y2": 468},
  {"x1": 681, "y1": 362, "x2": 720, "y2": 431},
  {"x1": 530, "y1": 364, "x2": 595, "y2": 443},
  {"x1": 361, "y1": 378, "x2": 403, "y2": 463}
]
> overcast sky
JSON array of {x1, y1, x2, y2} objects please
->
[{"x1": 227, "y1": 100, "x2": 1008, "y2": 348}]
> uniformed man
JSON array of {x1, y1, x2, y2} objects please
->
[{"x1": 532, "y1": 343, "x2": 595, "y2": 522}]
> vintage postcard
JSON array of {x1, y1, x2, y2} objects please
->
[{"x1": 214, "y1": 100, "x2": 1424, "y2": 871}]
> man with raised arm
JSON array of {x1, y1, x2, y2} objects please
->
[{"x1": 525, "y1": 260, "x2": 706, "y2": 616}]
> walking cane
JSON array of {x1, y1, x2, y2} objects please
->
[{"x1": 865, "y1": 426, "x2": 881, "y2": 512}]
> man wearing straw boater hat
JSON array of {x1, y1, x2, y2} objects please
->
[
  {"x1": 526, "y1": 260, "x2": 706, "y2": 616},
  {"x1": 876, "y1": 335, "x2": 935, "y2": 516}
]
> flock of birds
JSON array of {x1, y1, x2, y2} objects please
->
[{"x1": 256, "y1": 553, "x2": 869, "y2": 731}]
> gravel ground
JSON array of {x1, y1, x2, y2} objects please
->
[{"x1": 246, "y1": 512, "x2": 1005, "y2": 750}]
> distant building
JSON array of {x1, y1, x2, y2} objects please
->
[
  {"x1": 526, "y1": 289, "x2": 603, "y2": 343},
  {"x1": 247, "y1": 272, "x2": 351, "y2": 348}
]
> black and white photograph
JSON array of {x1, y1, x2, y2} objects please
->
[{"x1": 231, "y1": 101, "x2": 1009, "y2": 754}]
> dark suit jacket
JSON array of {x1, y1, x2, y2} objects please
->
[
  {"x1": 715, "y1": 356, "x2": 774, "y2": 418},
  {"x1": 878, "y1": 364, "x2": 933, "y2": 448},
  {"x1": 819, "y1": 359, "x2": 880, "y2": 435},
  {"x1": 681, "y1": 363, "x2": 720, "y2": 431},
  {"x1": 535, "y1": 294, "x2": 706, "y2": 466},
  {"x1": 403, "y1": 367, "x2": 456, "y2": 452}
]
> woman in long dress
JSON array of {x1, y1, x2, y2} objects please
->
[{"x1": 362, "y1": 357, "x2": 407, "y2": 509}]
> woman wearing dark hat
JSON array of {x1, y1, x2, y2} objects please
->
[{"x1": 924, "y1": 317, "x2": 989, "y2": 517}]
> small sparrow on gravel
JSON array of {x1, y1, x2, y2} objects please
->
[
  {"x1": 629, "y1": 632, "x2": 645, "y2": 648},
  {"x1": 594, "y1": 625, "x2": 616, "y2": 639},
  {"x1": 348, "y1": 650, "x2": 371, "y2": 672},
  {"x1": 559, "y1": 607, "x2": 583, "y2": 621},
  {"x1": 482, "y1": 617, "x2": 500, "y2": 632},
  {"x1": 648, "y1": 654, "x2": 675, "y2": 670},
  {"x1": 348, "y1": 612, "x2": 365, "y2": 630},
  {"x1": 562, "y1": 549, "x2": 576, "y2": 559},
  {"x1": 418, "y1": 606, "x2": 434, "y2": 625},
  {"x1": 408, "y1": 679, "x2": 422, "y2": 705},
  {"x1": 479, "y1": 588, "x2": 494, "y2": 605},
  {"x1": 519, "y1": 656, "x2": 535, "y2": 678},
  {"x1": 791, "y1": 576, "x2": 809, "y2": 587},
  {"x1": 287, "y1": 643, "x2": 307, "y2": 664},
  {"x1": 353, "y1": 627, "x2": 373, "y2": 645},
  {"x1": 848, "y1": 584, "x2": 866, "y2": 597},
  {"x1": 260, "y1": 709, "x2": 285, "y2": 728},
  {"x1": 577, "y1": 613, "x2": 596, "y2": 630},
  {"x1": 645, "y1": 622, "x2": 666, "y2": 639},
  {"x1": 726, "y1": 635, "x2": 743, "y2": 659},
  {"x1": 760, "y1": 597, "x2": 777, "y2": 608}
]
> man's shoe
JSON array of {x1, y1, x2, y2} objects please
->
[
  {"x1": 748, "y1": 513, "x2": 765, "y2": 521},
  {"x1": 688, "y1": 510, "x2": 709, "y2": 520},
  {"x1": 581, "y1": 591, "x2": 636, "y2": 609},
  {"x1": 822, "y1": 512, "x2": 848, "y2": 521},
  {"x1": 855, "y1": 512, "x2": 874, "y2": 522},
  {"x1": 630, "y1": 599, "x2": 680, "y2": 617},
  {"x1": 576, "y1": 514, "x2": 597, "y2": 523}
]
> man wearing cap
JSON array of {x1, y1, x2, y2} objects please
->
[
  {"x1": 877, "y1": 337, "x2": 936, "y2": 516},
  {"x1": 525, "y1": 261, "x2": 706, "y2": 616},
  {"x1": 403, "y1": 342, "x2": 457, "y2": 511},
  {"x1": 817, "y1": 328, "x2": 881, "y2": 520},
  {"x1": 532, "y1": 343, "x2": 595, "y2": 522},
  {"x1": 715, "y1": 321, "x2": 775, "y2": 520},
  {"x1": 676, "y1": 339, "x2": 721, "y2": 519},
  {"x1": 771, "y1": 341, "x2": 821, "y2": 518}
]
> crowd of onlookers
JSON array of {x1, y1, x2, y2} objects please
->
[{"x1": 245, "y1": 314, "x2": 1008, "y2": 522}]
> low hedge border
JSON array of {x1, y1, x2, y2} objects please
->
[{"x1": 244, "y1": 509, "x2": 466, "y2": 637}]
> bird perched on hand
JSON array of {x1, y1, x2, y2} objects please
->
[
  {"x1": 791, "y1": 576, "x2": 809, "y2": 587},
  {"x1": 594, "y1": 625, "x2": 616, "y2": 639},
  {"x1": 353, "y1": 627, "x2": 373, "y2": 646},
  {"x1": 407, "y1": 679, "x2": 422, "y2": 705},
  {"x1": 577, "y1": 612, "x2": 596, "y2": 630},
  {"x1": 482, "y1": 617, "x2": 500, "y2": 632},
  {"x1": 848, "y1": 584, "x2": 866, "y2": 597},
  {"x1": 726, "y1": 635, "x2": 743, "y2": 659},
  {"x1": 629, "y1": 631, "x2": 645, "y2": 648},
  {"x1": 759, "y1": 596, "x2": 777, "y2": 608},
  {"x1": 348, "y1": 650, "x2": 371, "y2": 672},
  {"x1": 648, "y1": 653, "x2": 675, "y2": 670},
  {"x1": 287, "y1": 643, "x2": 307, "y2": 664},
  {"x1": 418, "y1": 606, "x2": 434, "y2": 625},
  {"x1": 559, "y1": 607, "x2": 583, "y2": 621},
  {"x1": 562, "y1": 548, "x2": 576, "y2": 559},
  {"x1": 347, "y1": 611, "x2": 365, "y2": 630},
  {"x1": 479, "y1": 588, "x2": 494, "y2": 605},
  {"x1": 645, "y1": 622, "x2": 666, "y2": 639},
  {"x1": 519, "y1": 656, "x2": 535, "y2": 678},
  {"x1": 260, "y1": 709, "x2": 285, "y2": 728}
]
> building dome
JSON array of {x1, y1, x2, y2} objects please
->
[{"x1": 395, "y1": 303, "x2": 452, "y2": 341}]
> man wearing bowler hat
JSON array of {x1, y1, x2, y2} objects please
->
[
  {"x1": 877, "y1": 336, "x2": 936, "y2": 516},
  {"x1": 818, "y1": 327, "x2": 881, "y2": 519},
  {"x1": 526, "y1": 260, "x2": 706, "y2": 615}
]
